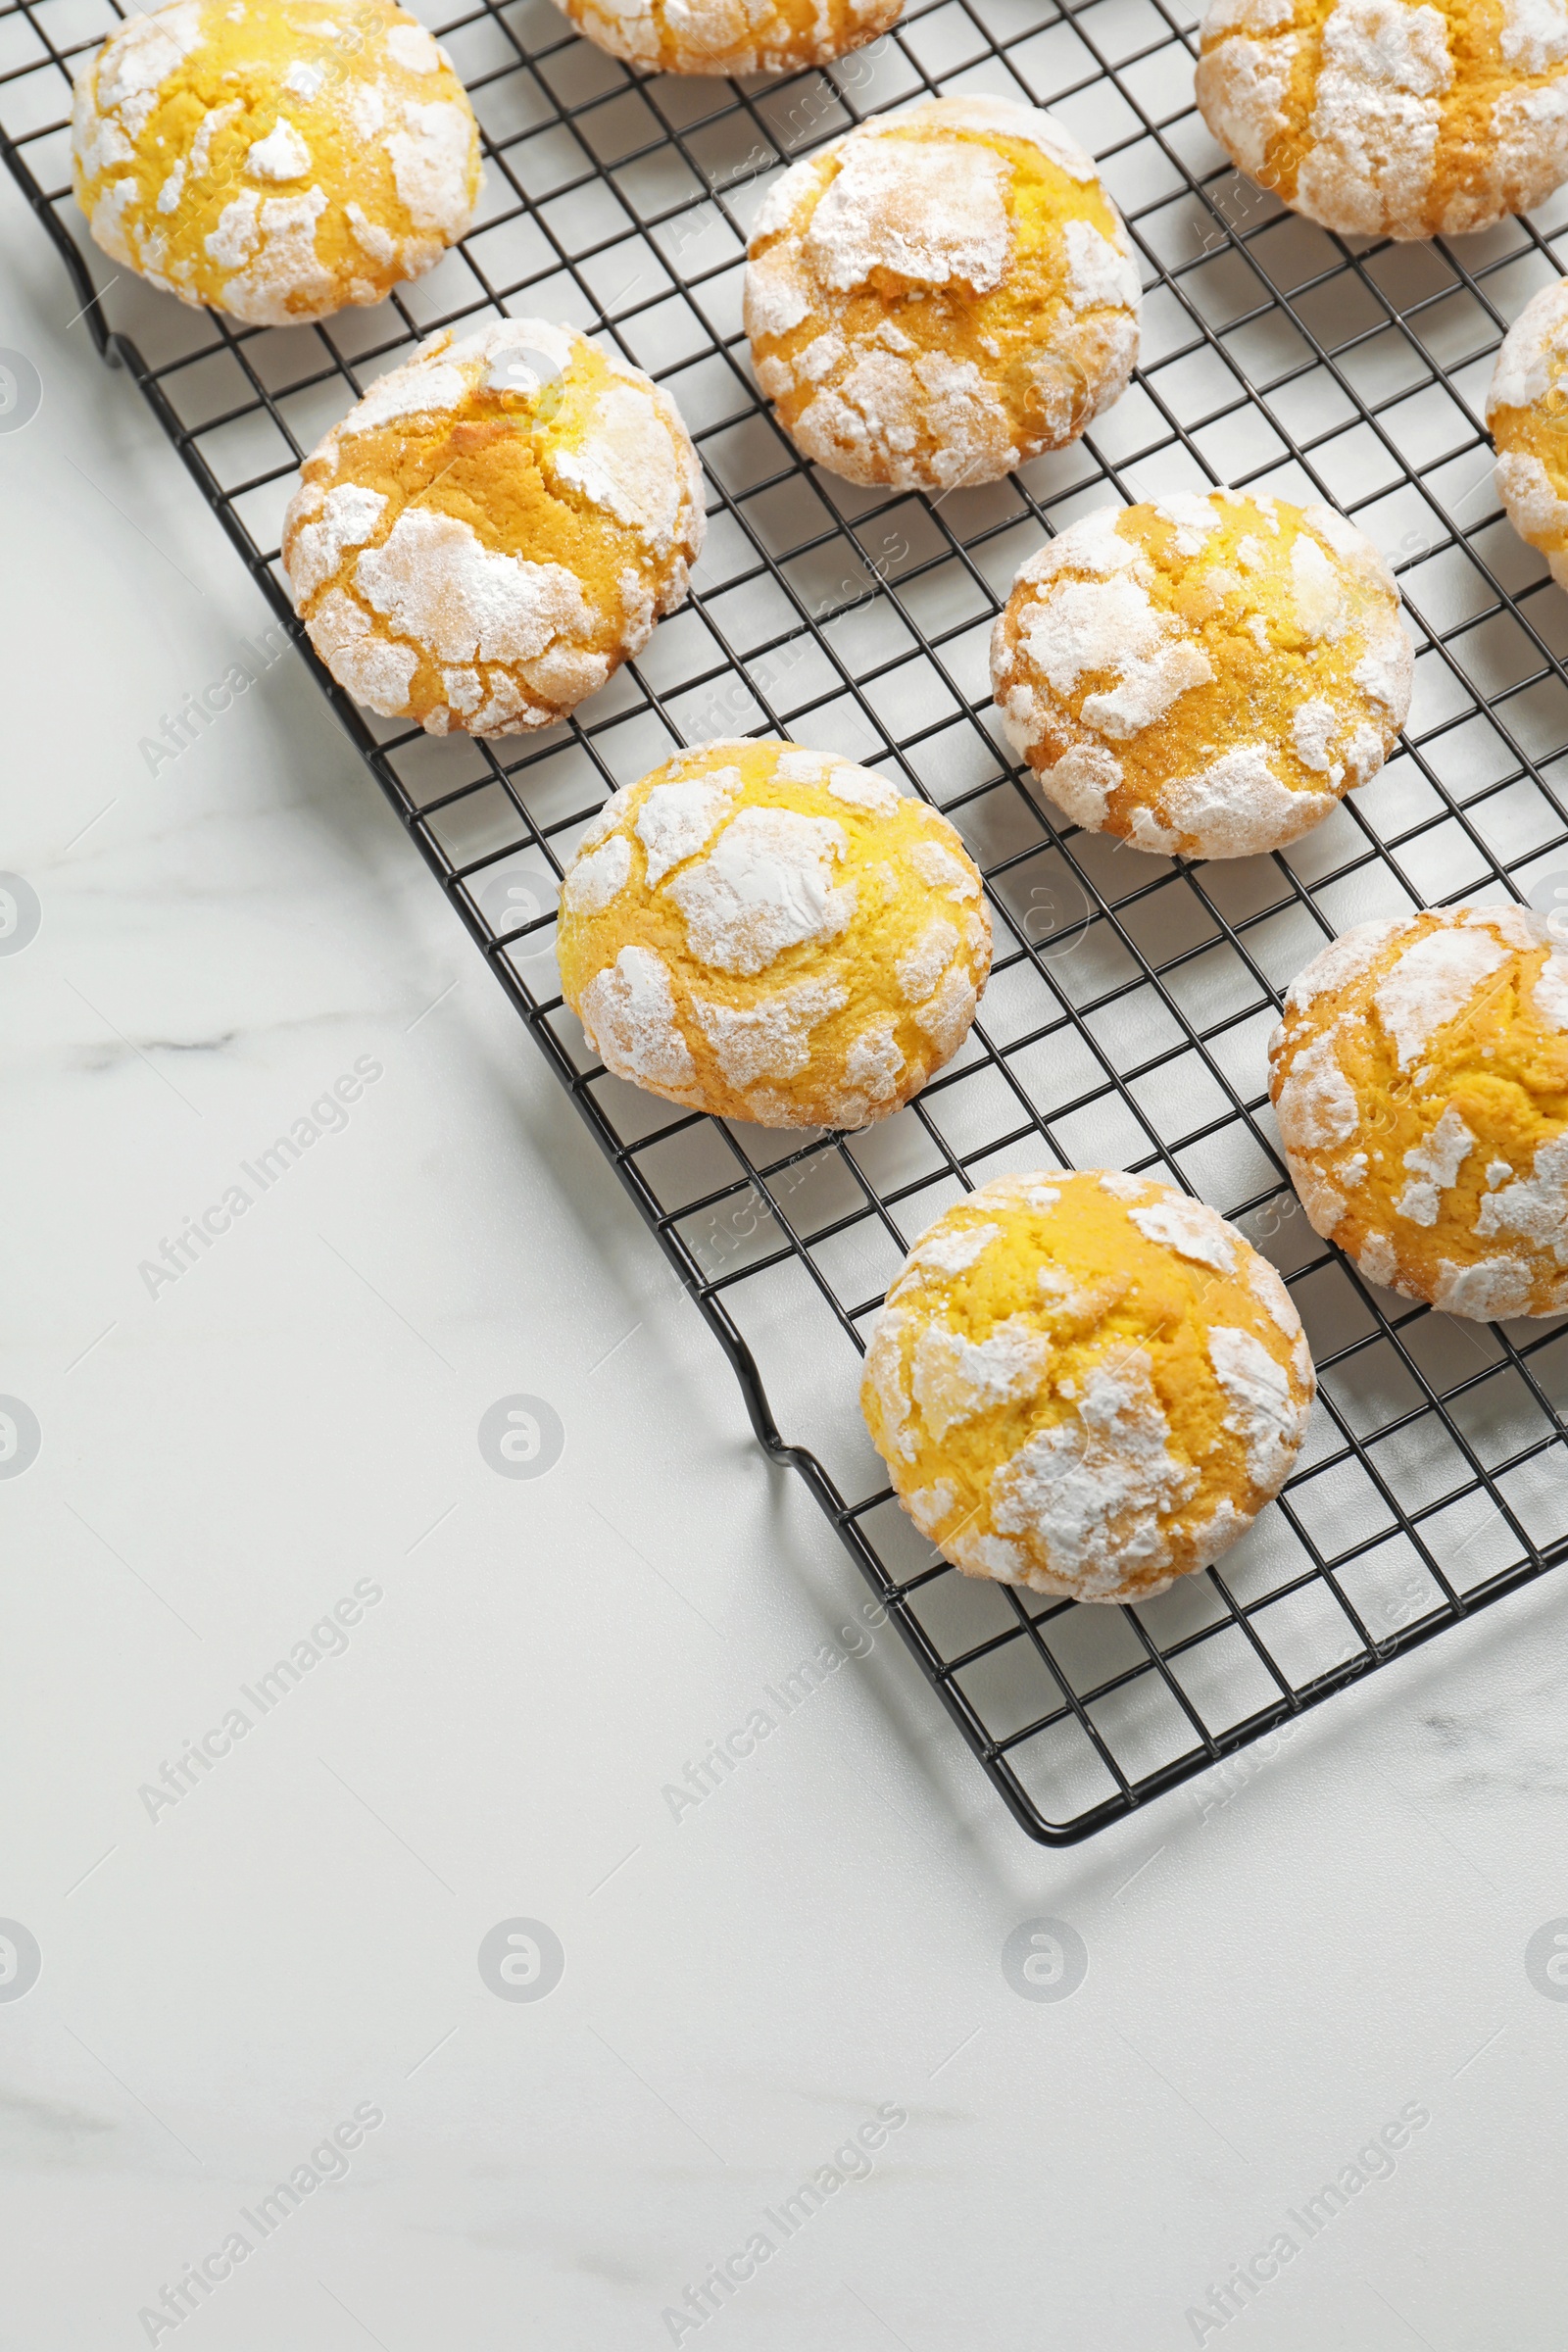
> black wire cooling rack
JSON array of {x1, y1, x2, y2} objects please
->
[{"x1": 9, "y1": 0, "x2": 1568, "y2": 1845}]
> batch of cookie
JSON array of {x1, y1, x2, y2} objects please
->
[{"x1": 70, "y1": 0, "x2": 1568, "y2": 1611}]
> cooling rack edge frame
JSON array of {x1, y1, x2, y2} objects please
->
[{"x1": 8, "y1": 114, "x2": 1568, "y2": 1849}]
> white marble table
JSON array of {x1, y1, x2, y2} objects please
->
[{"x1": 4, "y1": 163, "x2": 1567, "y2": 2352}]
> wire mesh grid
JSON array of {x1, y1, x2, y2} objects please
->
[{"x1": 9, "y1": 0, "x2": 1568, "y2": 1844}]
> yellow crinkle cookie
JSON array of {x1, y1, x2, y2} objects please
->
[
  {"x1": 552, "y1": 0, "x2": 897, "y2": 76},
  {"x1": 1488, "y1": 279, "x2": 1568, "y2": 586},
  {"x1": 555, "y1": 740, "x2": 992, "y2": 1130},
  {"x1": 744, "y1": 94, "x2": 1140, "y2": 495},
  {"x1": 861, "y1": 1170, "x2": 1314, "y2": 1603},
  {"x1": 281, "y1": 318, "x2": 705, "y2": 737},
  {"x1": 991, "y1": 491, "x2": 1411, "y2": 860},
  {"x1": 72, "y1": 0, "x2": 481, "y2": 325},
  {"x1": 1196, "y1": 0, "x2": 1568, "y2": 242},
  {"x1": 1269, "y1": 903, "x2": 1568, "y2": 1318}
]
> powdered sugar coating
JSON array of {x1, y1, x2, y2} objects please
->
[
  {"x1": 1396, "y1": 1104, "x2": 1476, "y2": 1223},
  {"x1": 987, "y1": 1348, "x2": 1195, "y2": 1592},
  {"x1": 1490, "y1": 280, "x2": 1568, "y2": 416},
  {"x1": 562, "y1": 834, "x2": 632, "y2": 917},
  {"x1": 745, "y1": 95, "x2": 1140, "y2": 496},
  {"x1": 663, "y1": 807, "x2": 856, "y2": 977},
  {"x1": 1282, "y1": 915, "x2": 1405, "y2": 1011},
  {"x1": 806, "y1": 134, "x2": 1014, "y2": 292},
  {"x1": 1277, "y1": 1027, "x2": 1360, "y2": 1152},
  {"x1": 1533, "y1": 955, "x2": 1568, "y2": 1026},
  {"x1": 690, "y1": 974, "x2": 850, "y2": 1089},
  {"x1": 897, "y1": 1221, "x2": 1004, "y2": 1287},
  {"x1": 281, "y1": 318, "x2": 705, "y2": 738},
  {"x1": 908, "y1": 838, "x2": 980, "y2": 899},
  {"x1": 636, "y1": 770, "x2": 743, "y2": 888},
  {"x1": 247, "y1": 119, "x2": 311, "y2": 179},
  {"x1": 1432, "y1": 1255, "x2": 1542, "y2": 1316},
  {"x1": 1197, "y1": 0, "x2": 1568, "y2": 240},
  {"x1": 860, "y1": 1169, "x2": 1313, "y2": 1604},
  {"x1": 1473, "y1": 1129, "x2": 1568, "y2": 1260},
  {"x1": 913, "y1": 1315, "x2": 1051, "y2": 1442},
  {"x1": 1128, "y1": 1193, "x2": 1238, "y2": 1270},
  {"x1": 992, "y1": 492, "x2": 1410, "y2": 859},
  {"x1": 550, "y1": 0, "x2": 899, "y2": 76},
  {"x1": 556, "y1": 739, "x2": 992, "y2": 1132},
  {"x1": 824, "y1": 762, "x2": 901, "y2": 813},
  {"x1": 355, "y1": 510, "x2": 597, "y2": 671},
  {"x1": 1373, "y1": 924, "x2": 1509, "y2": 1066},
  {"x1": 580, "y1": 948, "x2": 699, "y2": 1096},
  {"x1": 72, "y1": 0, "x2": 481, "y2": 324},
  {"x1": 1269, "y1": 904, "x2": 1568, "y2": 1317},
  {"x1": 1489, "y1": 280, "x2": 1568, "y2": 574},
  {"x1": 1207, "y1": 1326, "x2": 1309, "y2": 1490},
  {"x1": 1464, "y1": 899, "x2": 1555, "y2": 951}
]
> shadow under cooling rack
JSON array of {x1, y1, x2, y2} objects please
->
[{"x1": 7, "y1": 0, "x2": 1568, "y2": 1840}]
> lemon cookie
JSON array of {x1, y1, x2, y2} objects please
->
[
  {"x1": 861, "y1": 1170, "x2": 1314, "y2": 1603},
  {"x1": 1269, "y1": 904, "x2": 1568, "y2": 1317},
  {"x1": 553, "y1": 0, "x2": 897, "y2": 76},
  {"x1": 991, "y1": 492, "x2": 1410, "y2": 860},
  {"x1": 555, "y1": 739, "x2": 991, "y2": 1129},
  {"x1": 1488, "y1": 278, "x2": 1568, "y2": 585},
  {"x1": 72, "y1": 0, "x2": 481, "y2": 325},
  {"x1": 1196, "y1": 0, "x2": 1568, "y2": 242},
  {"x1": 744, "y1": 94, "x2": 1140, "y2": 495},
  {"x1": 281, "y1": 318, "x2": 704, "y2": 736}
]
